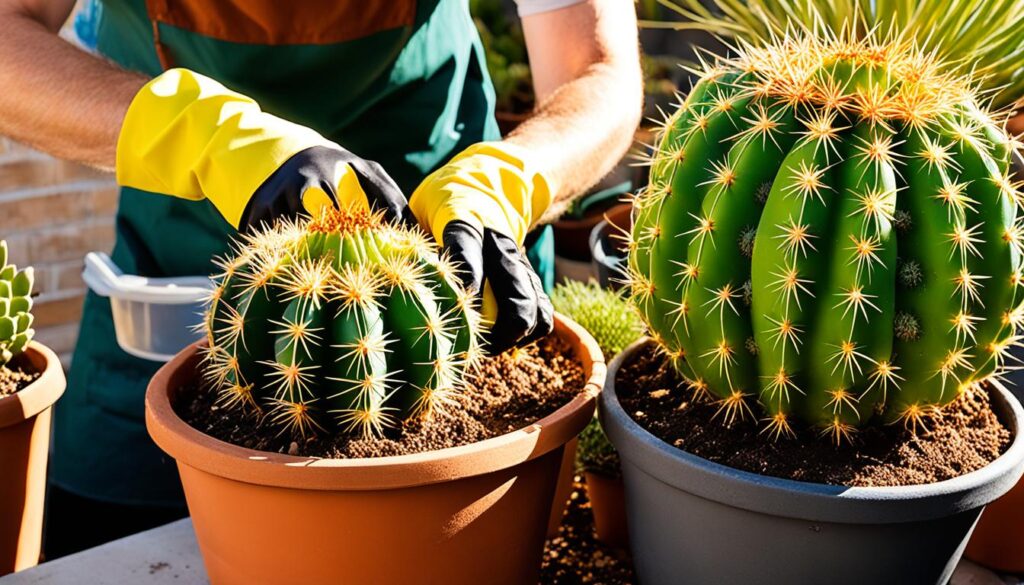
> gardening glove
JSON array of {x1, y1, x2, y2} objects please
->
[
  {"x1": 117, "y1": 68, "x2": 411, "y2": 231},
  {"x1": 410, "y1": 142, "x2": 556, "y2": 355}
]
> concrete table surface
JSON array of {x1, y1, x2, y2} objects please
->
[
  {"x1": 0, "y1": 519, "x2": 206, "y2": 585},
  {"x1": 0, "y1": 517, "x2": 1016, "y2": 584}
]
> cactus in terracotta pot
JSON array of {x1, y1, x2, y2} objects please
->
[
  {"x1": 627, "y1": 30, "x2": 1024, "y2": 441},
  {"x1": 0, "y1": 241, "x2": 34, "y2": 368},
  {"x1": 203, "y1": 208, "x2": 482, "y2": 438}
]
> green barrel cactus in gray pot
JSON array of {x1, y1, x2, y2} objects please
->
[{"x1": 599, "y1": 27, "x2": 1024, "y2": 585}]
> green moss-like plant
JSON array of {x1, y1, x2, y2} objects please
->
[
  {"x1": 551, "y1": 280, "x2": 644, "y2": 358},
  {"x1": 203, "y1": 209, "x2": 481, "y2": 439},
  {"x1": 0, "y1": 241, "x2": 34, "y2": 368},
  {"x1": 627, "y1": 29, "x2": 1024, "y2": 442},
  {"x1": 552, "y1": 280, "x2": 641, "y2": 477}
]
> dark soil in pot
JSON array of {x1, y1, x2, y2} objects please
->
[
  {"x1": 617, "y1": 344, "x2": 1010, "y2": 486},
  {"x1": 181, "y1": 335, "x2": 585, "y2": 458},
  {"x1": 0, "y1": 357, "x2": 39, "y2": 398}
]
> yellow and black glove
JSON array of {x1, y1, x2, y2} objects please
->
[
  {"x1": 411, "y1": 142, "x2": 555, "y2": 355},
  {"x1": 117, "y1": 69, "x2": 411, "y2": 231}
]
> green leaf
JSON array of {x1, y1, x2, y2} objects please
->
[
  {"x1": 15, "y1": 312, "x2": 33, "y2": 333},
  {"x1": 9, "y1": 331, "x2": 31, "y2": 355},
  {"x1": 0, "y1": 281, "x2": 10, "y2": 301},
  {"x1": 0, "y1": 317, "x2": 15, "y2": 340},
  {"x1": 0, "y1": 241, "x2": 6, "y2": 270},
  {"x1": 0, "y1": 298, "x2": 7, "y2": 317},
  {"x1": 12, "y1": 267, "x2": 33, "y2": 298},
  {"x1": 0, "y1": 266, "x2": 13, "y2": 283},
  {"x1": 9, "y1": 296, "x2": 30, "y2": 315}
]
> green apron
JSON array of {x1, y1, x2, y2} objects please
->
[{"x1": 52, "y1": 0, "x2": 554, "y2": 506}]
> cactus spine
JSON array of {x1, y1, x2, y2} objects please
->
[
  {"x1": 0, "y1": 241, "x2": 34, "y2": 367},
  {"x1": 203, "y1": 209, "x2": 481, "y2": 438},
  {"x1": 627, "y1": 31, "x2": 1024, "y2": 441}
]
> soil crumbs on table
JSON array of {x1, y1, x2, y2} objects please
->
[
  {"x1": 0, "y1": 358, "x2": 39, "y2": 399},
  {"x1": 541, "y1": 477, "x2": 635, "y2": 584},
  {"x1": 617, "y1": 343, "x2": 1011, "y2": 487},
  {"x1": 182, "y1": 335, "x2": 585, "y2": 458}
]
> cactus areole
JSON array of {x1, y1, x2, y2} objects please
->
[
  {"x1": 203, "y1": 208, "x2": 481, "y2": 439},
  {"x1": 628, "y1": 31, "x2": 1024, "y2": 441}
]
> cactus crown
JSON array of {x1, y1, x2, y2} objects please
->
[
  {"x1": 203, "y1": 208, "x2": 482, "y2": 439},
  {"x1": 0, "y1": 241, "x2": 34, "y2": 368},
  {"x1": 627, "y1": 29, "x2": 1024, "y2": 442}
]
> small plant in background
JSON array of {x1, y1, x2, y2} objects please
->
[
  {"x1": 576, "y1": 418, "x2": 620, "y2": 477},
  {"x1": 551, "y1": 280, "x2": 644, "y2": 358},
  {"x1": 203, "y1": 209, "x2": 481, "y2": 438},
  {"x1": 0, "y1": 241, "x2": 34, "y2": 368},
  {"x1": 650, "y1": 0, "x2": 1024, "y2": 110},
  {"x1": 552, "y1": 280, "x2": 642, "y2": 476},
  {"x1": 628, "y1": 28, "x2": 1024, "y2": 442}
]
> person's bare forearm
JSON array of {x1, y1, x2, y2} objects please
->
[
  {"x1": 0, "y1": 0, "x2": 147, "y2": 170},
  {"x1": 511, "y1": 1, "x2": 642, "y2": 224}
]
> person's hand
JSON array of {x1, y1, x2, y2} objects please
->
[
  {"x1": 410, "y1": 142, "x2": 555, "y2": 355},
  {"x1": 116, "y1": 69, "x2": 411, "y2": 230}
]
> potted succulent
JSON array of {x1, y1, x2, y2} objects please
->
[
  {"x1": 145, "y1": 209, "x2": 605, "y2": 585},
  {"x1": 600, "y1": 29, "x2": 1024, "y2": 585},
  {"x1": 0, "y1": 241, "x2": 65, "y2": 575},
  {"x1": 654, "y1": 0, "x2": 1024, "y2": 571},
  {"x1": 551, "y1": 280, "x2": 643, "y2": 549}
]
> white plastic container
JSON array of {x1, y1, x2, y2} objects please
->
[{"x1": 82, "y1": 252, "x2": 212, "y2": 362}]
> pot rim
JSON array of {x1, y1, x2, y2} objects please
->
[
  {"x1": 0, "y1": 342, "x2": 66, "y2": 429},
  {"x1": 600, "y1": 338, "x2": 1024, "y2": 524},
  {"x1": 145, "y1": 313, "x2": 605, "y2": 491}
]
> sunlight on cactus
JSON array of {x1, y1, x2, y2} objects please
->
[
  {"x1": 627, "y1": 27, "x2": 1024, "y2": 443},
  {"x1": 0, "y1": 241, "x2": 34, "y2": 367},
  {"x1": 202, "y1": 208, "x2": 482, "y2": 439}
]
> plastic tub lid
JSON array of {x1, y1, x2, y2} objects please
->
[{"x1": 82, "y1": 252, "x2": 212, "y2": 304}]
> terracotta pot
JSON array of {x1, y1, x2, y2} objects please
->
[
  {"x1": 584, "y1": 471, "x2": 629, "y2": 549},
  {"x1": 1008, "y1": 113, "x2": 1024, "y2": 138},
  {"x1": 0, "y1": 343, "x2": 66, "y2": 575},
  {"x1": 146, "y1": 314, "x2": 605, "y2": 585},
  {"x1": 965, "y1": 470, "x2": 1024, "y2": 571},
  {"x1": 546, "y1": 438, "x2": 577, "y2": 538}
]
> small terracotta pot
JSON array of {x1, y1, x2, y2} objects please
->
[
  {"x1": 146, "y1": 315, "x2": 605, "y2": 585},
  {"x1": 965, "y1": 472, "x2": 1024, "y2": 571},
  {"x1": 584, "y1": 471, "x2": 629, "y2": 549},
  {"x1": 546, "y1": 438, "x2": 578, "y2": 538},
  {"x1": 0, "y1": 343, "x2": 66, "y2": 575}
]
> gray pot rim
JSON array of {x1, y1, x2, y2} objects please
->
[{"x1": 600, "y1": 338, "x2": 1024, "y2": 524}]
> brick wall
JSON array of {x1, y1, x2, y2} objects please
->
[{"x1": 0, "y1": 138, "x2": 118, "y2": 367}]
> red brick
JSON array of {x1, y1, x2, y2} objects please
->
[
  {"x1": 50, "y1": 260, "x2": 87, "y2": 294},
  {"x1": 0, "y1": 157, "x2": 109, "y2": 194},
  {"x1": 25, "y1": 219, "x2": 115, "y2": 264},
  {"x1": 0, "y1": 186, "x2": 117, "y2": 232},
  {"x1": 32, "y1": 323, "x2": 79, "y2": 356},
  {"x1": 33, "y1": 293, "x2": 85, "y2": 328}
]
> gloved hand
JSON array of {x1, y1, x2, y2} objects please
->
[
  {"x1": 117, "y1": 69, "x2": 411, "y2": 231},
  {"x1": 410, "y1": 142, "x2": 556, "y2": 355}
]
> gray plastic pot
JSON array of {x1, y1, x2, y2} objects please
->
[{"x1": 600, "y1": 339, "x2": 1024, "y2": 585}]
